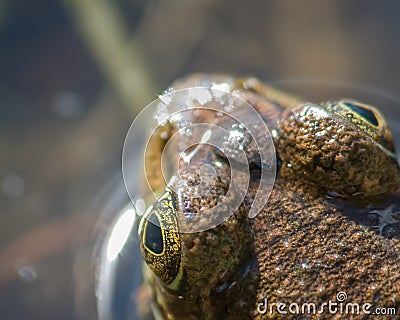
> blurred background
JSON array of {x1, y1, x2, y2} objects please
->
[{"x1": 1, "y1": 0, "x2": 400, "y2": 319}]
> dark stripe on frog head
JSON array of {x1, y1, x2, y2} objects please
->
[{"x1": 344, "y1": 102, "x2": 379, "y2": 126}]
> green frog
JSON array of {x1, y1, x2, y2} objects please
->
[{"x1": 136, "y1": 74, "x2": 400, "y2": 319}]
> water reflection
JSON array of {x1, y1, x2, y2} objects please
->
[{"x1": 97, "y1": 204, "x2": 140, "y2": 320}]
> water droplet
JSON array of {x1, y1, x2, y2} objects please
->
[
  {"x1": 284, "y1": 241, "x2": 289, "y2": 248},
  {"x1": 160, "y1": 131, "x2": 169, "y2": 140},
  {"x1": 301, "y1": 262, "x2": 309, "y2": 270}
]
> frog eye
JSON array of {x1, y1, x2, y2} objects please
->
[
  {"x1": 138, "y1": 190, "x2": 183, "y2": 291},
  {"x1": 143, "y1": 214, "x2": 164, "y2": 254},
  {"x1": 343, "y1": 101, "x2": 379, "y2": 126},
  {"x1": 323, "y1": 99, "x2": 381, "y2": 127},
  {"x1": 322, "y1": 99, "x2": 395, "y2": 153}
]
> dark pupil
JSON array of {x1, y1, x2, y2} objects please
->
[
  {"x1": 345, "y1": 102, "x2": 379, "y2": 126},
  {"x1": 145, "y1": 214, "x2": 164, "y2": 254}
]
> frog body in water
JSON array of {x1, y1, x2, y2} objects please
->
[{"x1": 137, "y1": 74, "x2": 400, "y2": 319}]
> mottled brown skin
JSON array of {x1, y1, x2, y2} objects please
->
[
  {"x1": 139, "y1": 74, "x2": 400, "y2": 319},
  {"x1": 251, "y1": 181, "x2": 400, "y2": 320},
  {"x1": 277, "y1": 103, "x2": 400, "y2": 197}
]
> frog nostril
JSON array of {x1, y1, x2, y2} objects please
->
[{"x1": 344, "y1": 102, "x2": 379, "y2": 126}]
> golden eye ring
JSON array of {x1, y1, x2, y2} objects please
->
[{"x1": 138, "y1": 190, "x2": 183, "y2": 291}]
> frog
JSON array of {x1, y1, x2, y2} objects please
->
[{"x1": 136, "y1": 74, "x2": 400, "y2": 319}]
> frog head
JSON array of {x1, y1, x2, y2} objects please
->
[{"x1": 277, "y1": 99, "x2": 400, "y2": 196}]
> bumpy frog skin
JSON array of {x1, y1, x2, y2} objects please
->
[
  {"x1": 278, "y1": 101, "x2": 399, "y2": 197},
  {"x1": 137, "y1": 74, "x2": 400, "y2": 319}
]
